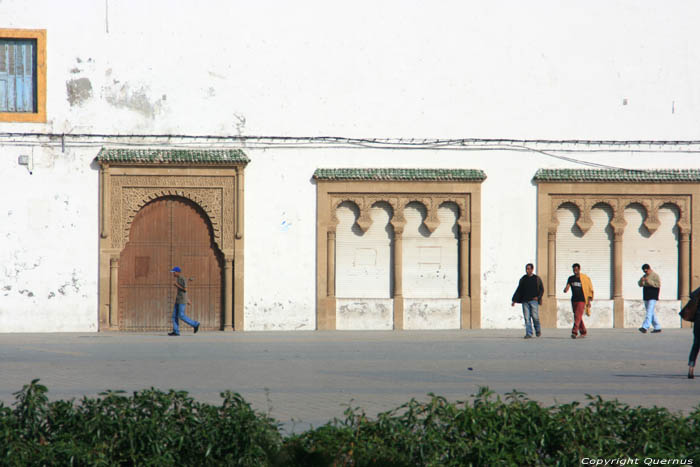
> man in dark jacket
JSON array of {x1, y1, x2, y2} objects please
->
[
  {"x1": 512, "y1": 263, "x2": 545, "y2": 339},
  {"x1": 684, "y1": 286, "x2": 700, "y2": 378}
]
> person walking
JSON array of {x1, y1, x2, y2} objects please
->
[
  {"x1": 563, "y1": 263, "x2": 594, "y2": 339},
  {"x1": 638, "y1": 264, "x2": 662, "y2": 334},
  {"x1": 511, "y1": 263, "x2": 544, "y2": 339},
  {"x1": 168, "y1": 266, "x2": 200, "y2": 336},
  {"x1": 684, "y1": 286, "x2": 700, "y2": 379},
  {"x1": 687, "y1": 309, "x2": 700, "y2": 379}
]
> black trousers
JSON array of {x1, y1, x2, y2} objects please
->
[{"x1": 689, "y1": 315, "x2": 700, "y2": 367}]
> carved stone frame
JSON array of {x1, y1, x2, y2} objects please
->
[
  {"x1": 98, "y1": 163, "x2": 246, "y2": 331},
  {"x1": 316, "y1": 179, "x2": 482, "y2": 330},
  {"x1": 536, "y1": 181, "x2": 699, "y2": 328}
]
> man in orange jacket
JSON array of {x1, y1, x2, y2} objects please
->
[{"x1": 563, "y1": 263, "x2": 594, "y2": 339}]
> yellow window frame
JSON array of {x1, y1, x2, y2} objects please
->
[{"x1": 0, "y1": 28, "x2": 46, "y2": 123}]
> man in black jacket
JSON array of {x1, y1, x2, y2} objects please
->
[{"x1": 512, "y1": 263, "x2": 545, "y2": 339}]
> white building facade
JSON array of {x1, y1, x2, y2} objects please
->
[{"x1": 2, "y1": 1, "x2": 700, "y2": 332}]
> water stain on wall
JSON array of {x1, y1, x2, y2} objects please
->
[
  {"x1": 66, "y1": 78, "x2": 93, "y2": 107},
  {"x1": 103, "y1": 82, "x2": 165, "y2": 119}
]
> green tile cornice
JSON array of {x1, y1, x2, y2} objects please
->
[
  {"x1": 97, "y1": 148, "x2": 249, "y2": 164},
  {"x1": 534, "y1": 168, "x2": 700, "y2": 183},
  {"x1": 313, "y1": 168, "x2": 487, "y2": 182}
]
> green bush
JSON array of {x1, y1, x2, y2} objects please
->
[
  {"x1": 0, "y1": 381, "x2": 698, "y2": 466},
  {"x1": 285, "y1": 388, "x2": 700, "y2": 466},
  {"x1": 0, "y1": 379, "x2": 282, "y2": 466}
]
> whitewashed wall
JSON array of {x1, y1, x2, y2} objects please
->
[
  {"x1": 335, "y1": 203, "x2": 393, "y2": 299},
  {"x1": 402, "y1": 203, "x2": 459, "y2": 299},
  {"x1": 556, "y1": 205, "x2": 614, "y2": 300},
  {"x1": 0, "y1": 146, "x2": 98, "y2": 332},
  {"x1": 2, "y1": 1, "x2": 700, "y2": 331},
  {"x1": 622, "y1": 205, "x2": 679, "y2": 300},
  {"x1": 242, "y1": 148, "x2": 699, "y2": 330},
  {"x1": 1, "y1": 0, "x2": 700, "y2": 139},
  {"x1": 1, "y1": 143, "x2": 699, "y2": 331}
]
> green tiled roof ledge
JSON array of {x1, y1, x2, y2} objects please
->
[
  {"x1": 313, "y1": 168, "x2": 487, "y2": 181},
  {"x1": 97, "y1": 148, "x2": 250, "y2": 164},
  {"x1": 534, "y1": 168, "x2": 700, "y2": 183}
]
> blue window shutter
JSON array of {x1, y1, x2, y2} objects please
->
[
  {"x1": 0, "y1": 42, "x2": 9, "y2": 111},
  {"x1": 24, "y1": 42, "x2": 34, "y2": 111},
  {"x1": 0, "y1": 39, "x2": 35, "y2": 112}
]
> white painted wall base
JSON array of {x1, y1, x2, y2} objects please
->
[
  {"x1": 403, "y1": 299, "x2": 460, "y2": 330},
  {"x1": 336, "y1": 299, "x2": 393, "y2": 330},
  {"x1": 245, "y1": 297, "x2": 316, "y2": 331},
  {"x1": 2, "y1": 1, "x2": 700, "y2": 332},
  {"x1": 557, "y1": 299, "x2": 614, "y2": 328},
  {"x1": 623, "y1": 300, "x2": 681, "y2": 329}
]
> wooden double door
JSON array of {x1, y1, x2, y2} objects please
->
[{"x1": 119, "y1": 197, "x2": 223, "y2": 331}]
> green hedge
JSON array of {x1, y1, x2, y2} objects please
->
[{"x1": 1, "y1": 381, "x2": 698, "y2": 466}]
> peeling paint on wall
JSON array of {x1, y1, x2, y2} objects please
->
[
  {"x1": 245, "y1": 298, "x2": 314, "y2": 330},
  {"x1": 234, "y1": 113, "x2": 246, "y2": 136},
  {"x1": 57, "y1": 271, "x2": 81, "y2": 296},
  {"x1": 622, "y1": 299, "x2": 680, "y2": 329},
  {"x1": 557, "y1": 299, "x2": 614, "y2": 329},
  {"x1": 336, "y1": 298, "x2": 393, "y2": 330},
  {"x1": 66, "y1": 78, "x2": 93, "y2": 106},
  {"x1": 102, "y1": 82, "x2": 165, "y2": 119},
  {"x1": 404, "y1": 299, "x2": 460, "y2": 330},
  {"x1": 4, "y1": 253, "x2": 42, "y2": 279}
]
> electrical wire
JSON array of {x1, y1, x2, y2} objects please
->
[{"x1": 2, "y1": 132, "x2": 700, "y2": 171}]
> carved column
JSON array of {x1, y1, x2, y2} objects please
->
[
  {"x1": 547, "y1": 232, "x2": 556, "y2": 296},
  {"x1": 392, "y1": 221, "x2": 405, "y2": 330},
  {"x1": 541, "y1": 229, "x2": 557, "y2": 329},
  {"x1": 459, "y1": 231, "x2": 471, "y2": 329},
  {"x1": 236, "y1": 169, "x2": 244, "y2": 239},
  {"x1": 459, "y1": 232, "x2": 470, "y2": 299},
  {"x1": 109, "y1": 257, "x2": 119, "y2": 329},
  {"x1": 611, "y1": 210, "x2": 627, "y2": 328},
  {"x1": 613, "y1": 232, "x2": 624, "y2": 299},
  {"x1": 680, "y1": 232, "x2": 690, "y2": 303},
  {"x1": 224, "y1": 256, "x2": 233, "y2": 331},
  {"x1": 101, "y1": 164, "x2": 110, "y2": 239},
  {"x1": 327, "y1": 230, "x2": 336, "y2": 298}
]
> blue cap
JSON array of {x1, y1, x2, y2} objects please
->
[{"x1": 170, "y1": 266, "x2": 181, "y2": 272}]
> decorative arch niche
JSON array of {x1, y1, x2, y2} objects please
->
[
  {"x1": 97, "y1": 148, "x2": 249, "y2": 331},
  {"x1": 535, "y1": 169, "x2": 699, "y2": 329},
  {"x1": 314, "y1": 168, "x2": 486, "y2": 330}
]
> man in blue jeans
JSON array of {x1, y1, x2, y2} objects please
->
[
  {"x1": 168, "y1": 266, "x2": 200, "y2": 336},
  {"x1": 512, "y1": 263, "x2": 545, "y2": 339},
  {"x1": 638, "y1": 263, "x2": 662, "y2": 334}
]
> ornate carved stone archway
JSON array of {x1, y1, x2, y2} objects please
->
[
  {"x1": 314, "y1": 168, "x2": 486, "y2": 330},
  {"x1": 97, "y1": 148, "x2": 249, "y2": 331},
  {"x1": 535, "y1": 168, "x2": 700, "y2": 329}
]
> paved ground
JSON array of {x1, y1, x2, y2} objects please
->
[{"x1": 0, "y1": 329, "x2": 698, "y2": 432}]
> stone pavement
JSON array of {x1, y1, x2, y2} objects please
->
[{"x1": 0, "y1": 329, "x2": 698, "y2": 432}]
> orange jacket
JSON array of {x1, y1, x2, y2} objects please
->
[{"x1": 580, "y1": 273, "x2": 594, "y2": 315}]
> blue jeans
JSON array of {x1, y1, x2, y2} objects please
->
[
  {"x1": 641, "y1": 299, "x2": 661, "y2": 331},
  {"x1": 172, "y1": 303, "x2": 199, "y2": 335},
  {"x1": 521, "y1": 300, "x2": 541, "y2": 336}
]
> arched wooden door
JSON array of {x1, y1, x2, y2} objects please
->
[{"x1": 118, "y1": 196, "x2": 223, "y2": 331}]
